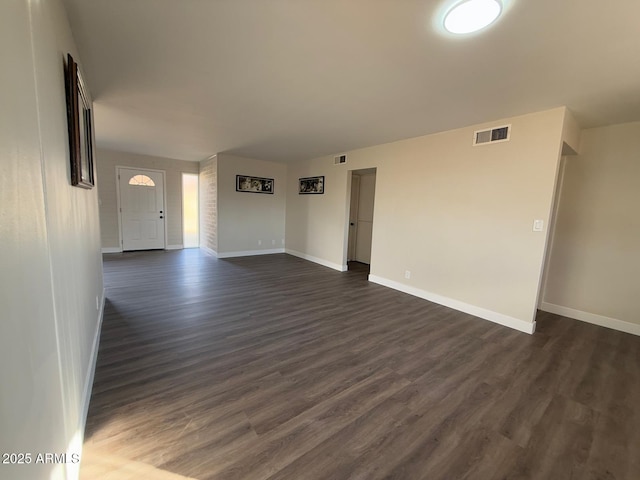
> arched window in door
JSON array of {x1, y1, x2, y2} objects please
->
[{"x1": 128, "y1": 174, "x2": 155, "y2": 186}]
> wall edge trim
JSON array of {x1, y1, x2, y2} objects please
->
[
  {"x1": 80, "y1": 287, "x2": 105, "y2": 436},
  {"x1": 540, "y1": 302, "x2": 640, "y2": 336},
  {"x1": 166, "y1": 244, "x2": 183, "y2": 250},
  {"x1": 101, "y1": 247, "x2": 122, "y2": 254},
  {"x1": 368, "y1": 275, "x2": 536, "y2": 334},
  {"x1": 285, "y1": 249, "x2": 348, "y2": 272}
]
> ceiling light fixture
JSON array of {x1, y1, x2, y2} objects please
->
[{"x1": 444, "y1": 0, "x2": 502, "y2": 34}]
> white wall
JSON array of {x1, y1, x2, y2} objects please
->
[
  {"x1": 285, "y1": 157, "x2": 352, "y2": 271},
  {"x1": 217, "y1": 153, "x2": 287, "y2": 256},
  {"x1": 542, "y1": 121, "x2": 640, "y2": 335},
  {"x1": 96, "y1": 148, "x2": 199, "y2": 251},
  {"x1": 287, "y1": 108, "x2": 568, "y2": 332},
  {"x1": 0, "y1": 0, "x2": 104, "y2": 478}
]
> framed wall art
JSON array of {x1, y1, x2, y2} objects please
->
[
  {"x1": 65, "y1": 53, "x2": 95, "y2": 189},
  {"x1": 236, "y1": 175, "x2": 274, "y2": 194},
  {"x1": 299, "y1": 176, "x2": 324, "y2": 194}
]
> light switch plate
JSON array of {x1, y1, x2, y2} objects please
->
[{"x1": 533, "y1": 219, "x2": 544, "y2": 232}]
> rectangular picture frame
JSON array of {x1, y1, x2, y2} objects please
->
[
  {"x1": 299, "y1": 176, "x2": 324, "y2": 195},
  {"x1": 65, "y1": 53, "x2": 95, "y2": 189},
  {"x1": 236, "y1": 175, "x2": 274, "y2": 194}
]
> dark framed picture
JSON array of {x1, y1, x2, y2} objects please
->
[
  {"x1": 236, "y1": 175, "x2": 274, "y2": 194},
  {"x1": 65, "y1": 53, "x2": 95, "y2": 189},
  {"x1": 299, "y1": 176, "x2": 324, "y2": 194}
]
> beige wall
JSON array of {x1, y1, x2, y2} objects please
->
[
  {"x1": 217, "y1": 153, "x2": 287, "y2": 256},
  {"x1": 562, "y1": 108, "x2": 581, "y2": 154},
  {"x1": 543, "y1": 121, "x2": 640, "y2": 333},
  {"x1": 96, "y1": 148, "x2": 199, "y2": 250},
  {"x1": 286, "y1": 108, "x2": 567, "y2": 331},
  {"x1": 0, "y1": 0, "x2": 104, "y2": 478},
  {"x1": 199, "y1": 155, "x2": 218, "y2": 254}
]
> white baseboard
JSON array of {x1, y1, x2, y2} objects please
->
[
  {"x1": 165, "y1": 244, "x2": 183, "y2": 250},
  {"x1": 540, "y1": 302, "x2": 640, "y2": 336},
  {"x1": 200, "y1": 246, "x2": 218, "y2": 257},
  {"x1": 101, "y1": 247, "x2": 122, "y2": 254},
  {"x1": 81, "y1": 288, "x2": 105, "y2": 436},
  {"x1": 368, "y1": 275, "x2": 536, "y2": 334},
  {"x1": 285, "y1": 249, "x2": 348, "y2": 272},
  {"x1": 217, "y1": 248, "x2": 285, "y2": 259}
]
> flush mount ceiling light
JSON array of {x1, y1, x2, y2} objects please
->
[{"x1": 444, "y1": 0, "x2": 502, "y2": 34}]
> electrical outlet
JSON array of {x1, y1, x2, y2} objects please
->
[
  {"x1": 404, "y1": 270, "x2": 411, "y2": 279},
  {"x1": 258, "y1": 240, "x2": 262, "y2": 246},
  {"x1": 95, "y1": 295, "x2": 100, "y2": 310},
  {"x1": 533, "y1": 219, "x2": 544, "y2": 232},
  {"x1": 271, "y1": 239, "x2": 276, "y2": 245}
]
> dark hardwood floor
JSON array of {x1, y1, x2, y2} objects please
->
[{"x1": 82, "y1": 249, "x2": 640, "y2": 480}]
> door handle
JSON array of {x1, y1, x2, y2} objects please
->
[
  {"x1": 350, "y1": 222, "x2": 355, "y2": 226},
  {"x1": 160, "y1": 216, "x2": 164, "y2": 219}
]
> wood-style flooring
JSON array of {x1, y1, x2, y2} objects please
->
[{"x1": 82, "y1": 249, "x2": 640, "y2": 480}]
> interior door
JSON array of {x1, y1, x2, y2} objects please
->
[
  {"x1": 355, "y1": 173, "x2": 376, "y2": 264},
  {"x1": 348, "y1": 174, "x2": 360, "y2": 261},
  {"x1": 118, "y1": 168, "x2": 166, "y2": 251}
]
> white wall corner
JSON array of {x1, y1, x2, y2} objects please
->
[
  {"x1": 217, "y1": 248, "x2": 285, "y2": 259},
  {"x1": 540, "y1": 302, "x2": 640, "y2": 337},
  {"x1": 166, "y1": 244, "x2": 184, "y2": 250},
  {"x1": 368, "y1": 275, "x2": 536, "y2": 334},
  {"x1": 561, "y1": 107, "x2": 581, "y2": 155},
  {"x1": 285, "y1": 249, "x2": 348, "y2": 272},
  {"x1": 101, "y1": 247, "x2": 122, "y2": 254},
  {"x1": 200, "y1": 246, "x2": 218, "y2": 257}
]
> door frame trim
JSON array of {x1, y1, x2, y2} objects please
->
[
  {"x1": 343, "y1": 167, "x2": 377, "y2": 268},
  {"x1": 354, "y1": 172, "x2": 376, "y2": 264},
  {"x1": 115, "y1": 166, "x2": 168, "y2": 251},
  {"x1": 347, "y1": 174, "x2": 360, "y2": 262}
]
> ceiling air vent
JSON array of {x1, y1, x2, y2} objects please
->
[
  {"x1": 334, "y1": 154, "x2": 347, "y2": 165},
  {"x1": 473, "y1": 124, "x2": 511, "y2": 146}
]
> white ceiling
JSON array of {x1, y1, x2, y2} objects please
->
[{"x1": 62, "y1": 0, "x2": 640, "y2": 163}]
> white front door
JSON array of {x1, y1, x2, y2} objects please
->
[{"x1": 118, "y1": 168, "x2": 166, "y2": 251}]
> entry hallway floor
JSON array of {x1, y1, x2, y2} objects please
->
[{"x1": 81, "y1": 249, "x2": 640, "y2": 480}]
